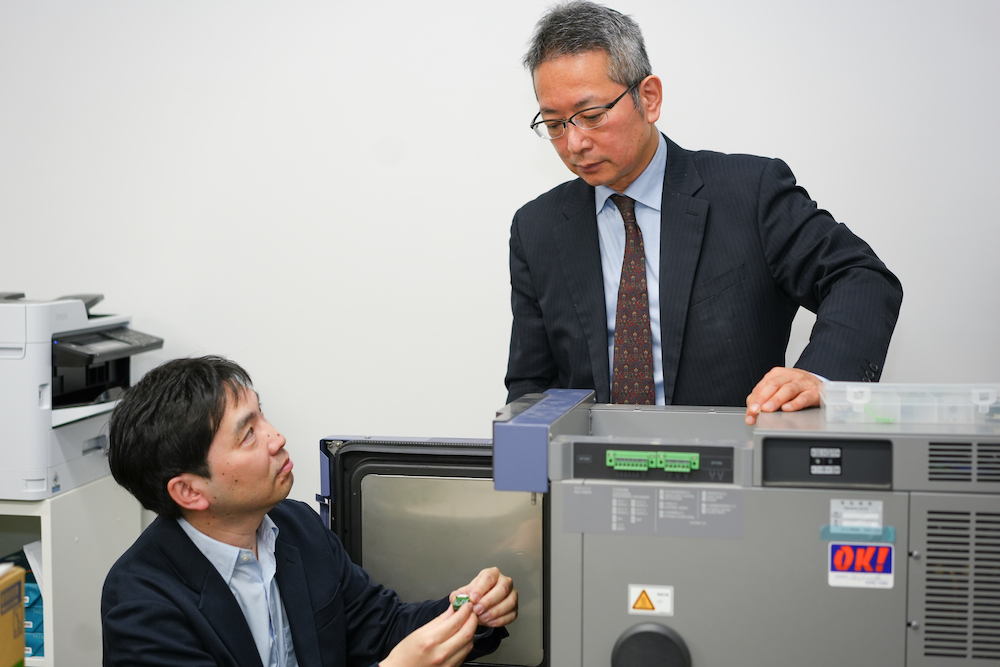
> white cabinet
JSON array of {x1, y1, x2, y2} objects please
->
[{"x1": 0, "y1": 475, "x2": 141, "y2": 667}]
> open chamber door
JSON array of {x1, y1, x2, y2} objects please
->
[{"x1": 319, "y1": 437, "x2": 545, "y2": 667}]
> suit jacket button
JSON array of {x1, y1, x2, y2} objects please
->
[{"x1": 870, "y1": 363, "x2": 879, "y2": 371}]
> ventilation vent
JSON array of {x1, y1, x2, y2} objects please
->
[
  {"x1": 979, "y1": 443, "x2": 1000, "y2": 483},
  {"x1": 929, "y1": 443, "x2": 973, "y2": 482},
  {"x1": 922, "y1": 510, "x2": 1000, "y2": 660},
  {"x1": 929, "y1": 442, "x2": 1000, "y2": 483}
]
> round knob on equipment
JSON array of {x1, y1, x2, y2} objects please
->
[{"x1": 611, "y1": 623, "x2": 692, "y2": 667}]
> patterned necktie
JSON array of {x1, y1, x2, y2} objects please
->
[{"x1": 609, "y1": 194, "x2": 655, "y2": 405}]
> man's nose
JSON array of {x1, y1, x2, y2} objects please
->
[
  {"x1": 269, "y1": 428, "x2": 287, "y2": 453},
  {"x1": 564, "y1": 122, "x2": 590, "y2": 153}
]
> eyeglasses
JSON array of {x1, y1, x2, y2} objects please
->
[{"x1": 530, "y1": 82, "x2": 640, "y2": 140}]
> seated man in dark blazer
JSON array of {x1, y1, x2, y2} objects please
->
[
  {"x1": 507, "y1": 1, "x2": 903, "y2": 424},
  {"x1": 102, "y1": 356, "x2": 516, "y2": 667}
]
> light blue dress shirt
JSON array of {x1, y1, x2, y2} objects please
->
[
  {"x1": 595, "y1": 133, "x2": 668, "y2": 404},
  {"x1": 179, "y1": 516, "x2": 298, "y2": 667}
]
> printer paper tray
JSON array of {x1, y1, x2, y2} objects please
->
[{"x1": 52, "y1": 401, "x2": 118, "y2": 428}]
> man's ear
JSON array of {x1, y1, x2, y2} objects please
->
[
  {"x1": 167, "y1": 473, "x2": 211, "y2": 512},
  {"x1": 639, "y1": 74, "x2": 663, "y2": 124}
]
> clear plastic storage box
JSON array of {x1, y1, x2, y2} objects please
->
[{"x1": 820, "y1": 382, "x2": 1000, "y2": 424}]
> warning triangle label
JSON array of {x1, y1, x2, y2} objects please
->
[{"x1": 632, "y1": 590, "x2": 655, "y2": 611}]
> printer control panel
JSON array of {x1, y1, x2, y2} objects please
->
[{"x1": 53, "y1": 326, "x2": 163, "y2": 367}]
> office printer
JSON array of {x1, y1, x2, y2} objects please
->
[{"x1": 0, "y1": 293, "x2": 163, "y2": 500}]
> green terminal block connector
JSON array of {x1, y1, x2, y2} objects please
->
[{"x1": 605, "y1": 450, "x2": 701, "y2": 473}]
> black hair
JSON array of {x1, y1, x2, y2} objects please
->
[{"x1": 107, "y1": 355, "x2": 253, "y2": 519}]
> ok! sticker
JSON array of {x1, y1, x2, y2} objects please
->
[{"x1": 828, "y1": 543, "x2": 894, "y2": 589}]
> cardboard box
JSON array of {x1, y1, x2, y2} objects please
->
[{"x1": 0, "y1": 563, "x2": 25, "y2": 667}]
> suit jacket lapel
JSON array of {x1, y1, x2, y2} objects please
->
[
  {"x1": 275, "y1": 539, "x2": 322, "y2": 667},
  {"x1": 156, "y1": 518, "x2": 264, "y2": 667},
  {"x1": 659, "y1": 137, "x2": 707, "y2": 404},
  {"x1": 553, "y1": 179, "x2": 611, "y2": 401}
]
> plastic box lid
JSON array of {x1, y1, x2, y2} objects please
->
[{"x1": 820, "y1": 382, "x2": 1000, "y2": 425}]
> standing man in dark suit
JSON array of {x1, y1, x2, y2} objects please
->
[
  {"x1": 102, "y1": 356, "x2": 516, "y2": 667},
  {"x1": 506, "y1": 1, "x2": 902, "y2": 424}
]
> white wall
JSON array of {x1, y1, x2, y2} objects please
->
[{"x1": 2, "y1": 0, "x2": 998, "y2": 506}]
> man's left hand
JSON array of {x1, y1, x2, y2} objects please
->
[
  {"x1": 745, "y1": 367, "x2": 822, "y2": 425},
  {"x1": 452, "y1": 567, "x2": 518, "y2": 629}
]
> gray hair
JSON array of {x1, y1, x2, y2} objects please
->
[{"x1": 523, "y1": 1, "x2": 652, "y2": 107}]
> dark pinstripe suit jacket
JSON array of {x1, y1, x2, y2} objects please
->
[{"x1": 505, "y1": 135, "x2": 903, "y2": 406}]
